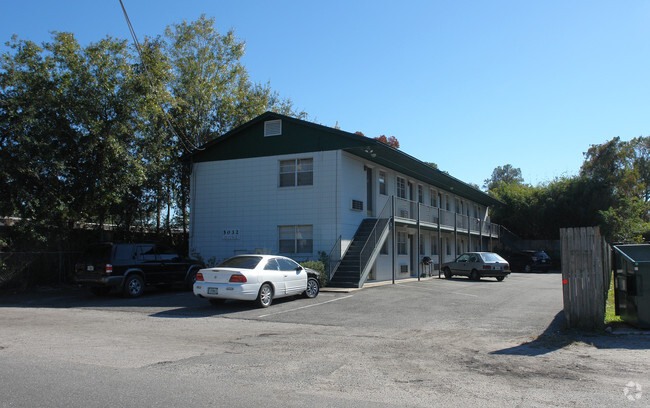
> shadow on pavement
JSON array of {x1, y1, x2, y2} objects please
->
[{"x1": 491, "y1": 311, "x2": 650, "y2": 356}]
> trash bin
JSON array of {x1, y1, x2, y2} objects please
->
[{"x1": 613, "y1": 244, "x2": 650, "y2": 329}]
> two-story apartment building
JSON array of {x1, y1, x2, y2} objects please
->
[{"x1": 188, "y1": 112, "x2": 501, "y2": 288}]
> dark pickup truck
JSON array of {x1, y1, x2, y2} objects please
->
[{"x1": 74, "y1": 242, "x2": 205, "y2": 297}]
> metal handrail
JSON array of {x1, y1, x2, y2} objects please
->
[
  {"x1": 327, "y1": 235, "x2": 343, "y2": 282},
  {"x1": 358, "y1": 199, "x2": 393, "y2": 284}
]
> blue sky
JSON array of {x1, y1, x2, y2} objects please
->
[{"x1": 3, "y1": 1, "x2": 649, "y2": 188}]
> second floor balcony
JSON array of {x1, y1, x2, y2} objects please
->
[{"x1": 392, "y1": 196, "x2": 500, "y2": 238}]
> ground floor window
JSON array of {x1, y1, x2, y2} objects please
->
[
  {"x1": 430, "y1": 235, "x2": 438, "y2": 255},
  {"x1": 397, "y1": 232, "x2": 407, "y2": 255},
  {"x1": 279, "y1": 225, "x2": 313, "y2": 254}
]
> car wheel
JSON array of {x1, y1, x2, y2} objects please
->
[
  {"x1": 257, "y1": 283, "x2": 273, "y2": 308},
  {"x1": 209, "y1": 299, "x2": 225, "y2": 306},
  {"x1": 470, "y1": 270, "x2": 480, "y2": 281},
  {"x1": 443, "y1": 267, "x2": 452, "y2": 279},
  {"x1": 123, "y1": 274, "x2": 144, "y2": 298},
  {"x1": 90, "y1": 286, "x2": 111, "y2": 296},
  {"x1": 496, "y1": 276, "x2": 505, "y2": 282},
  {"x1": 304, "y1": 277, "x2": 320, "y2": 298},
  {"x1": 524, "y1": 265, "x2": 531, "y2": 273},
  {"x1": 186, "y1": 269, "x2": 198, "y2": 290}
]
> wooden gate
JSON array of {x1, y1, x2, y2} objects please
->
[{"x1": 560, "y1": 226, "x2": 611, "y2": 330}]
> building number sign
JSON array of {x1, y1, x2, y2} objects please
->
[{"x1": 223, "y1": 228, "x2": 240, "y2": 240}]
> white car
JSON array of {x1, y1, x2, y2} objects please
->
[{"x1": 193, "y1": 254, "x2": 320, "y2": 307}]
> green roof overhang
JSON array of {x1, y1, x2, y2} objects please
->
[{"x1": 186, "y1": 112, "x2": 502, "y2": 208}]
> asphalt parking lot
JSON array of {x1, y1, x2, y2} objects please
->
[{"x1": 1, "y1": 272, "x2": 648, "y2": 407}]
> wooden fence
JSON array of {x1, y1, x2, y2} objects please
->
[{"x1": 560, "y1": 227, "x2": 611, "y2": 330}]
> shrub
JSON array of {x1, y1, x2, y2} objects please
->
[{"x1": 300, "y1": 260, "x2": 327, "y2": 288}]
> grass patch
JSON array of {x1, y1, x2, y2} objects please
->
[{"x1": 604, "y1": 272, "x2": 624, "y2": 326}]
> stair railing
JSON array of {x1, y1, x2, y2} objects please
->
[
  {"x1": 358, "y1": 198, "x2": 393, "y2": 286},
  {"x1": 327, "y1": 235, "x2": 344, "y2": 282}
]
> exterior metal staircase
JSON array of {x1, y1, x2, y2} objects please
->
[{"x1": 328, "y1": 219, "x2": 378, "y2": 288}]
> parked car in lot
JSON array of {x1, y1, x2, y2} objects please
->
[
  {"x1": 442, "y1": 252, "x2": 510, "y2": 281},
  {"x1": 193, "y1": 254, "x2": 320, "y2": 308},
  {"x1": 74, "y1": 242, "x2": 205, "y2": 297},
  {"x1": 507, "y1": 250, "x2": 552, "y2": 272}
]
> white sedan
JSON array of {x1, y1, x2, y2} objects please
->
[{"x1": 193, "y1": 254, "x2": 320, "y2": 307}]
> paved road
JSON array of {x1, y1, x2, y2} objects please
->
[{"x1": 1, "y1": 273, "x2": 648, "y2": 407}]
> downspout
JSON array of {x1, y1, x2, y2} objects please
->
[
  {"x1": 437, "y1": 207, "x2": 442, "y2": 274},
  {"x1": 392, "y1": 195, "x2": 396, "y2": 285},
  {"x1": 417, "y1": 203, "x2": 421, "y2": 281}
]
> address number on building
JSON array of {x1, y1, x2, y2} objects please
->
[{"x1": 223, "y1": 228, "x2": 240, "y2": 240}]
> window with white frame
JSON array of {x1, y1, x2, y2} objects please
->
[
  {"x1": 396, "y1": 177, "x2": 406, "y2": 199},
  {"x1": 279, "y1": 225, "x2": 313, "y2": 254},
  {"x1": 418, "y1": 185, "x2": 424, "y2": 204},
  {"x1": 279, "y1": 158, "x2": 313, "y2": 187},
  {"x1": 430, "y1": 235, "x2": 438, "y2": 255},
  {"x1": 445, "y1": 195, "x2": 450, "y2": 210},
  {"x1": 397, "y1": 232, "x2": 407, "y2": 255},
  {"x1": 445, "y1": 237, "x2": 451, "y2": 255},
  {"x1": 430, "y1": 189, "x2": 437, "y2": 207},
  {"x1": 379, "y1": 171, "x2": 387, "y2": 195}
]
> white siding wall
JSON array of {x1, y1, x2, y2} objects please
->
[
  {"x1": 190, "y1": 151, "x2": 340, "y2": 263},
  {"x1": 189, "y1": 147, "x2": 490, "y2": 280}
]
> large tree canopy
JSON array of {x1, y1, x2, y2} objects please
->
[
  {"x1": 489, "y1": 137, "x2": 650, "y2": 242},
  {"x1": 0, "y1": 16, "x2": 305, "y2": 248}
]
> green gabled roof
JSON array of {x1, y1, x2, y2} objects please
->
[{"x1": 188, "y1": 112, "x2": 501, "y2": 207}]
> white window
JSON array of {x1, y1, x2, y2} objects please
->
[
  {"x1": 279, "y1": 158, "x2": 313, "y2": 187},
  {"x1": 430, "y1": 189, "x2": 438, "y2": 207},
  {"x1": 397, "y1": 232, "x2": 407, "y2": 255},
  {"x1": 379, "y1": 171, "x2": 387, "y2": 195},
  {"x1": 279, "y1": 225, "x2": 313, "y2": 254},
  {"x1": 396, "y1": 177, "x2": 406, "y2": 199},
  {"x1": 430, "y1": 235, "x2": 438, "y2": 255},
  {"x1": 418, "y1": 185, "x2": 424, "y2": 204}
]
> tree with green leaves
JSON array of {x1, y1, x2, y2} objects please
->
[{"x1": 483, "y1": 164, "x2": 524, "y2": 191}]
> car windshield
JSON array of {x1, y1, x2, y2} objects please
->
[
  {"x1": 481, "y1": 253, "x2": 507, "y2": 263},
  {"x1": 534, "y1": 252, "x2": 550, "y2": 259},
  {"x1": 218, "y1": 256, "x2": 262, "y2": 269}
]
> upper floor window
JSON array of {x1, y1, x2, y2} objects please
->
[
  {"x1": 430, "y1": 189, "x2": 438, "y2": 207},
  {"x1": 279, "y1": 158, "x2": 313, "y2": 187},
  {"x1": 417, "y1": 185, "x2": 424, "y2": 204},
  {"x1": 396, "y1": 177, "x2": 406, "y2": 199},
  {"x1": 379, "y1": 171, "x2": 387, "y2": 195}
]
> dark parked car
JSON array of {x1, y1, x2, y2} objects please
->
[
  {"x1": 507, "y1": 250, "x2": 552, "y2": 272},
  {"x1": 441, "y1": 252, "x2": 510, "y2": 281},
  {"x1": 74, "y1": 242, "x2": 205, "y2": 297}
]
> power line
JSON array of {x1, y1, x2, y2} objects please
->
[{"x1": 118, "y1": 0, "x2": 203, "y2": 153}]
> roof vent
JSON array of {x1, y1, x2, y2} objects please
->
[{"x1": 264, "y1": 120, "x2": 282, "y2": 137}]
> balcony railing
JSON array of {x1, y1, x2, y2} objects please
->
[{"x1": 393, "y1": 197, "x2": 500, "y2": 238}]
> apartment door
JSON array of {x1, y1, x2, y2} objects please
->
[
  {"x1": 409, "y1": 234, "x2": 416, "y2": 277},
  {"x1": 365, "y1": 167, "x2": 373, "y2": 216}
]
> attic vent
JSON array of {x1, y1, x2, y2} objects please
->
[
  {"x1": 351, "y1": 200, "x2": 364, "y2": 211},
  {"x1": 264, "y1": 119, "x2": 282, "y2": 137}
]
